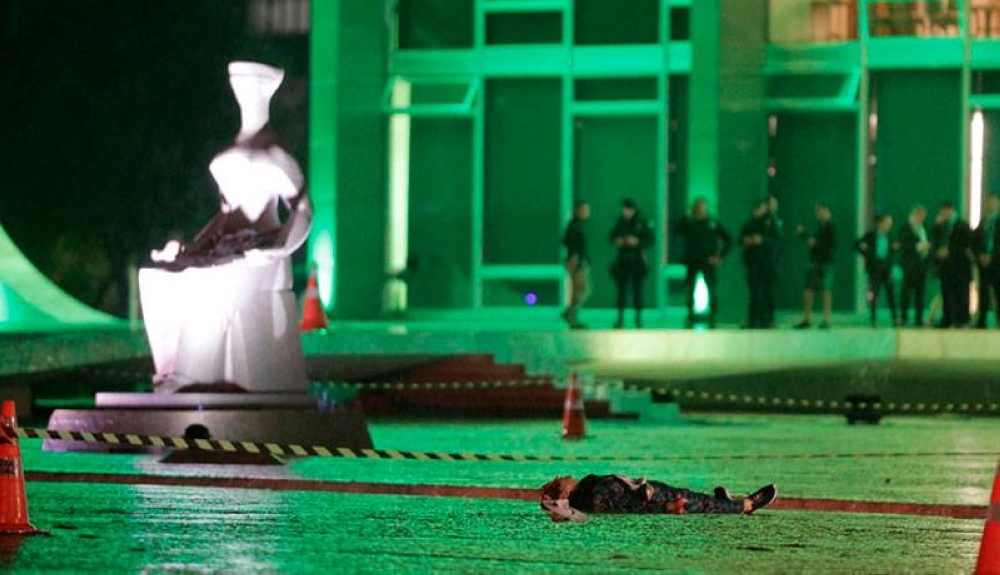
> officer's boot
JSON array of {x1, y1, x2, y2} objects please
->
[{"x1": 614, "y1": 308, "x2": 625, "y2": 329}]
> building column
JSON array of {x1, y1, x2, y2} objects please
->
[
  {"x1": 309, "y1": 0, "x2": 387, "y2": 319},
  {"x1": 689, "y1": 0, "x2": 769, "y2": 323},
  {"x1": 308, "y1": 0, "x2": 339, "y2": 309}
]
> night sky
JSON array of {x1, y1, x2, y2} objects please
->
[{"x1": 0, "y1": 0, "x2": 308, "y2": 315}]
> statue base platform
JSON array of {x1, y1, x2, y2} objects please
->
[
  {"x1": 94, "y1": 392, "x2": 320, "y2": 410},
  {"x1": 44, "y1": 392, "x2": 373, "y2": 462}
]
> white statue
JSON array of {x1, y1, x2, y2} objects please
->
[{"x1": 140, "y1": 61, "x2": 311, "y2": 393}]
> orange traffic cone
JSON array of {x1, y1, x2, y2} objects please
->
[
  {"x1": 0, "y1": 401, "x2": 44, "y2": 535},
  {"x1": 561, "y1": 372, "x2": 586, "y2": 440},
  {"x1": 976, "y1": 460, "x2": 1000, "y2": 574},
  {"x1": 300, "y1": 264, "x2": 329, "y2": 333}
]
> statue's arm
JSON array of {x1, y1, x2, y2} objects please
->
[
  {"x1": 270, "y1": 147, "x2": 310, "y2": 255},
  {"x1": 187, "y1": 211, "x2": 230, "y2": 254},
  {"x1": 275, "y1": 193, "x2": 312, "y2": 255}
]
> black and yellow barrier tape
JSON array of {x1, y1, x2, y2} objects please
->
[
  {"x1": 647, "y1": 388, "x2": 1000, "y2": 415},
  {"x1": 15, "y1": 428, "x2": 998, "y2": 461}
]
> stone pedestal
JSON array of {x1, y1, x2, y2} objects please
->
[
  {"x1": 41, "y1": 257, "x2": 368, "y2": 463},
  {"x1": 45, "y1": 392, "x2": 373, "y2": 460}
]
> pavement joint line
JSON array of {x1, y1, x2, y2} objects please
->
[
  {"x1": 17, "y1": 428, "x2": 1000, "y2": 462},
  {"x1": 20, "y1": 471, "x2": 991, "y2": 520}
]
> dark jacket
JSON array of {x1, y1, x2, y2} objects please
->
[
  {"x1": 932, "y1": 217, "x2": 973, "y2": 279},
  {"x1": 675, "y1": 215, "x2": 732, "y2": 267},
  {"x1": 568, "y1": 475, "x2": 678, "y2": 514},
  {"x1": 739, "y1": 215, "x2": 780, "y2": 272},
  {"x1": 854, "y1": 230, "x2": 896, "y2": 273},
  {"x1": 897, "y1": 222, "x2": 930, "y2": 273},
  {"x1": 974, "y1": 214, "x2": 1000, "y2": 263},
  {"x1": 609, "y1": 215, "x2": 654, "y2": 275},
  {"x1": 562, "y1": 218, "x2": 588, "y2": 265},
  {"x1": 805, "y1": 220, "x2": 837, "y2": 265}
]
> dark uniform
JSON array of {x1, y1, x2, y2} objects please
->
[
  {"x1": 897, "y1": 221, "x2": 930, "y2": 326},
  {"x1": 675, "y1": 215, "x2": 733, "y2": 326},
  {"x1": 974, "y1": 213, "x2": 1000, "y2": 328},
  {"x1": 561, "y1": 217, "x2": 589, "y2": 327},
  {"x1": 932, "y1": 216, "x2": 974, "y2": 327},
  {"x1": 740, "y1": 213, "x2": 781, "y2": 328},
  {"x1": 610, "y1": 214, "x2": 654, "y2": 328},
  {"x1": 855, "y1": 230, "x2": 897, "y2": 325}
]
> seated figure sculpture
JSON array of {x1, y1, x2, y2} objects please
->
[{"x1": 141, "y1": 61, "x2": 311, "y2": 393}]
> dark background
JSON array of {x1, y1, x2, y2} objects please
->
[{"x1": 0, "y1": 0, "x2": 309, "y2": 316}]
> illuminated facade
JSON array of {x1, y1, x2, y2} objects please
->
[
  {"x1": 8, "y1": 1, "x2": 1000, "y2": 327},
  {"x1": 306, "y1": 0, "x2": 1000, "y2": 321}
]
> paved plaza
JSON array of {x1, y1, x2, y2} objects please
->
[{"x1": 7, "y1": 414, "x2": 997, "y2": 573}]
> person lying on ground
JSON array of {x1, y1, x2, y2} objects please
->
[{"x1": 540, "y1": 474, "x2": 777, "y2": 522}]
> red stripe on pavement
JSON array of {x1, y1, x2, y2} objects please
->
[
  {"x1": 26, "y1": 471, "x2": 987, "y2": 520},
  {"x1": 26, "y1": 471, "x2": 537, "y2": 501},
  {"x1": 770, "y1": 497, "x2": 987, "y2": 519}
]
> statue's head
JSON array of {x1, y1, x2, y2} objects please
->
[{"x1": 227, "y1": 61, "x2": 284, "y2": 125}]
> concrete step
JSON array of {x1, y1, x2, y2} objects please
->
[{"x1": 605, "y1": 382, "x2": 680, "y2": 423}]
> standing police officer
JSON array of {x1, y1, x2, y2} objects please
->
[
  {"x1": 898, "y1": 205, "x2": 931, "y2": 327},
  {"x1": 854, "y1": 214, "x2": 897, "y2": 327},
  {"x1": 740, "y1": 198, "x2": 781, "y2": 329},
  {"x1": 932, "y1": 201, "x2": 974, "y2": 328},
  {"x1": 975, "y1": 193, "x2": 1000, "y2": 328},
  {"x1": 610, "y1": 198, "x2": 654, "y2": 329},
  {"x1": 675, "y1": 197, "x2": 732, "y2": 328}
]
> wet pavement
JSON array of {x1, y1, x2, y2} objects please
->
[{"x1": 8, "y1": 414, "x2": 999, "y2": 573}]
